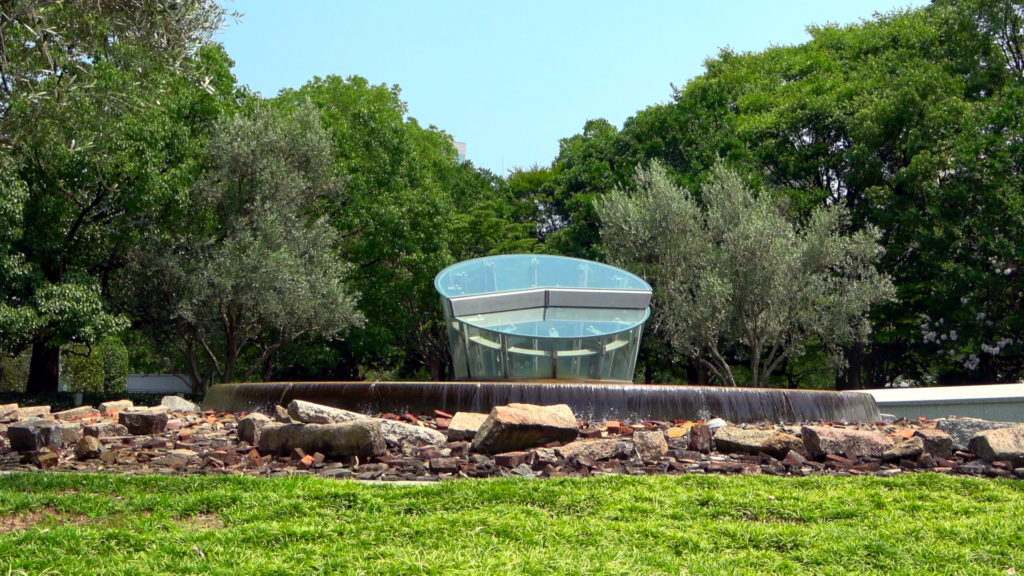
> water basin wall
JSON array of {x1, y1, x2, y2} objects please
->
[{"x1": 202, "y1": 381, "x2": 881, "y2": 424}]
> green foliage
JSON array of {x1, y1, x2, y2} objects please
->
[
  {"x1": 101, "y1": 336, "x2": 130, "y2": 394},
  {"x1": 61, "y1": 343, "x2": 105, "y2": 394},
  {"x1": 600, "y1": 162, "x2": 894, "y2": 387}
]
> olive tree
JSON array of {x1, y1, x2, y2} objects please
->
[{"x1": 598, "y1": 162, "x2": 894, "y2": 387}]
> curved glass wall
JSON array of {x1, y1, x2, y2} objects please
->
[{"x1": 435, "y1": 255, "x2": 652, "y2": 382}]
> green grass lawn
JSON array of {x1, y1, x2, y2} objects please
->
[{"x1": 1, "y1": 472, "x2": 1021, "y2": 575}]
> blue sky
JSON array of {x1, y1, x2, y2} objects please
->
[{"x1": 216, "y1": 1, "x2": 929, "y2": 175}]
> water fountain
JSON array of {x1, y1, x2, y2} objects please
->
[{"x1": 202, "y1": 255, "x2": 881, "y2": 423}]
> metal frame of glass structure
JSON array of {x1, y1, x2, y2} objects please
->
[{"x1": 434, "y1": 254, "x2": 652, "y2": 382}]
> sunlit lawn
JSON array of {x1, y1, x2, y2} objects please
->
[{"x1": 1, "y1": 472, "x2": 1022, "y2": 575}]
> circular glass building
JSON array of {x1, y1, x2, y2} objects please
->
[{"x1": 434, "y1": 254, "x2": 652, "y2": 382}]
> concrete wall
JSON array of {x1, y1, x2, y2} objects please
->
[
  {"x1": 126, "y1": 374, "x2": 193, "y2": 395},
  {"x1": 864, "y1": 383, "x2": 1024, "y2": 422}
]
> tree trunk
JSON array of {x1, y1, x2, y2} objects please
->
[
  {"x1": 836, "y1": 344, "x2": 863, "y2": 390},
  {"x1": 427, "y1": 354, "x2": 445, "y2": 381},
  {"x1": 25, "y1": 340, "x2": 60, "y2": 395}
]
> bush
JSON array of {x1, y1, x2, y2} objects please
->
[
  {"x1": 101, "y1": 336, "x2": 129, "y2": 394},
  {"x1": 62, "y1": 344, "x2": 105, "y2": 393}
]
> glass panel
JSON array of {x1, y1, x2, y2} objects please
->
[{"x1": 435, "y1": 254, "x2": 652, "y2": 297}]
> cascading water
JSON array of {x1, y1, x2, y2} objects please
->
[{"x1": 202, "y1": 381, "x2": 881, "y2": 423}]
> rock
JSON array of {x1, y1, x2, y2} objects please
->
[
  {"x1": 378, "y1": 419, "x2": 446, "y2": 447},
  {"x1": 882, "y1": 436, "x2": 925, "y2": 462},
  {"x1": 17, "y1": 405, "x2": 51, "y2": 419},
  {"x1": 0, "y1": 403, "x2": 20, "y2": 423},
  {"x1": 7, "y1": 418, "x2": 62, "y2": 451},
  {"x1": 633, "y1": 430, "x2": 668, "y2": 459},
  {"x1": 287, "y1": 400, "x2": 365, "y2": 424},
  {"x1": 913, "y1": 428, "x2": 953, "y2": 459},
  {"x1": 471, "y1": 403, "x2": 578, "y2": 454},
  {"x1": 801, "y1": 426, "x2": 894, "y2": 459},
  {"x1": 160, "y1": 396, "x2": 199, "y2": 413},
  {"x1": 33, "y1": 448, "x2": 60, "y2": 469},
  {"x1": 493, "y1": 451, "x2": 530, "y2": 468},
  {"x1": 74, "y1": 436, "x2": 103, "y2": 460},
  {"x1": 556, "y1": 439, "x2": 624, "y2": 461},
  {"x1": 429, "y1": 457, "x2": 460, "y2": 474},
  {"x1": 84, "y1": 422, "x2": 130, "y2": 438},
  {"x1": 707, "y1": 418, "x2": 729, "y2": 430},
  {"x1": 58, "y1": 422, "x2": 82, "y2": 445},
  {"x1": 98, "y1": 400, "x2": 134, "y2": 414},
  {"x1": 256, "y1": 420, "x2": 386, "y2": 458},
  {"x1": 712, "y1": 427, "x2": 803, "y2": 459},
  {"x1": 446, "y1": 412, "x2": 489, "y2": 442},
  {"x1": 53, "y1": 406, "x2": 99, "y2": 421},
  {"x1": 935, "y1": 417, "x2": 1018, "y2": 452},
  {"x1": 119, "y1": 408, "x2": 169, "y2": 435},
  {"x1": 968, "y1": 425, "x2": 1024, "y2": 466},
  {"x1": 238, "y1": 413, "x2": 272, "y2": 444},
  {"x1": 688, "y1": 424, "x2": 712, "y2": 453}
]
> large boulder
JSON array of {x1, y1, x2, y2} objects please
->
[
  {"x1": 935, "y1": 417, "x2": 1018, "y2": 452},
  {"x1": 882, "y1": 436, "x2": 925, "y2": 462},
  {"x1": 119, "y1": 408, "x2": 169, "y2": 435},
  {"x1": 160, "y1": 396, "x2": 199, "y2": 413},
  {"x1": 237, "y1": 413, "x2": 272, "y2": 444},
  {"x1": 446, "y1": 412, "x2": 489, "y2": 442},
  {"x1": 257, "y1": 420, "x2": 386, "y2": 457},
  {"x1": 74, "y1": 436, "x2": 103, "y2": 460},
  {"x1": 377, "y1": 419, "x2": 446, "y2": 447},
  {"x1": 913, "y1": 428, "x2": 954, "y2": 459},
  {"x1": 287, "y1": 400, "x2": 365, "y2": 424},
  {"x1": 471, "y1": 403, "x2": 579, "y2": 454},
  {"x1": 555, "y1": 439, "x2": 625, "y2": 461},
  {"x1": 7, "y1": 418, "x2": 62, "y2": 451},
  {"x1": 713, "y1": 427, "x2": 804, "y2": 459},
  {"x1": 633, "y1": 430, "x2": 669, "y2": 459},
  {"x1": 801, "y1": 426, "x2": 894, "y2": 459},
  {"x1": 968, "y1": 425, "x2": 1024, "y2": 466}
]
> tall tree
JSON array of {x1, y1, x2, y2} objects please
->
[
  {"x1": 0, "y1": 0, "x2": 227, "y2": 393},
  {"x1": 122, "y1": 102, "x2": 363, "y2": 390},
  {"x1": 599, "y1": 162, "x2": 893, "y2": 387}
]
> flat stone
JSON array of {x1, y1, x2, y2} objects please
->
[
  {"x1": 429, "y1": 457, "x2": 460, "y2": 474},
  {"x1": 287, "y1": 400, "x2": 366, "y2": 424},
  {"x1": 119, "y1": 409, "x2": 169, "y2": 435},
  {"x1": 471, "y1": 403, "x2": 579, "y2": 454},
  {"x1": 161, "y1": 396, "x2": 199, "y2": 413},
  {"x1": 913, "y1": 428, "x2": 953, "y2": 459},
  {"x1": 74, "y1": 436, "x2": 103, "y2": 460},
  {"x1": 7, "y1": 418, "x2": 62, "y2": 451},
  {"x1": 882, "y1": 436, "x2": 925, "y2": 462},
  {"x1": 0, "y1": 403, "x2": 20, "y2": 423},
  {"x1": 712, "y1": 427, "x2": 803, "y2": 459},
  {"x1": 257, "y1": 420, "x2": 386, "y2": 458},
  {"x1": 633, "y1": 430, "x2": 668, "y2": 459},
  {"x1": 237, "y1": 413, "x2": 272, "y2": 444},
  {"x1": 802, "y1": 425, "x2": 894, "y2": 459},
  {"x1": 17, "y1": 405, "x2": 51, "y2": 420},
  {"x1": 53, "y1": 406, "x2": 99, "y2": 421},
  {"x1": 968, "y1": 425, "x2": 1024, "y2": 466},
  {"x1": 98, "y1": 400, "x2": 134, "y2": 414},
  {"x1": 446, "y1": 412, "x2": 489, "y2": 442},
  {"x1": 556, "y1": 439, "x2": 624, "y2": 461},
  {"x1": 82, "y1": 420, "x2": 130, "y2": 438},
  {"x1": 935, "y1": 417, "x2": 1018, "y2": 452},
  {"x1": 377, "y1": 419, "x2": 446, "y2": 447},
  {"x1": 58, "y1": 422, "x2": 82, "y2": 445}
]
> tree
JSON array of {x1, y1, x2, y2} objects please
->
[
  {"x1": 123, "y1": 102, "x2": 363, "y2": 390},
  {"x1": 598, "y1": 162, "x2": 894, "y2": 387},
  {"x1": 0, "y1": 0, "x2": 228, "y2": 393}
]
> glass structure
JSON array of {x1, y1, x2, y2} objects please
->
[{"x1": 435, "y1": 254, "x2": 652, "y2": 382}]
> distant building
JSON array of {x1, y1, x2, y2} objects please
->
[{"x1": 454, "y1": 140, "x2": 467, "y2": 163}]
